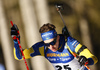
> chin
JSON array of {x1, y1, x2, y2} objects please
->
[{"x1": 51, "y1": 49, "x2": 57, "y2": 52}]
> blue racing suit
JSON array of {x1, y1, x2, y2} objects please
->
[{"x1": 13, "y1": 34, "x2": 98, "y2": 70}]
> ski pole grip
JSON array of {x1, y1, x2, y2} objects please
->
[
  {"x1": 10, "y1": 21, "x2": 19, "y2": 34},
  {"x1": 72, "y1": 53, "x2": 91, "y2": 70},
  {"x1": 55, "y1": 4, "x2": 63, "y2": 11}
]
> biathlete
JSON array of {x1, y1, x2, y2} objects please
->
[{"x1": 11, "y1": 23, "x2": 98, "y2": 70}]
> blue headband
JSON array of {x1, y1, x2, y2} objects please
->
[{"x1": 41, "y1": 30, "x2": 57, "y2": 41}]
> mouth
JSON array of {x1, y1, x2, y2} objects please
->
[
  {"x1": 51, "y1": 46, "x2": 57, "y2": 51},
  {"x1": 52, "y1": 46, "x2": 56, "y2": 49}
]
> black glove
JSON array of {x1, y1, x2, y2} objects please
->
[
  {"x1": 11, "y1": 24, "x2": 20, "y2": 40},
  {"x1": 78, "y1": 56, "x2": 88, "y2": 66},
  {"x1": 62, "y1": 26, "x2": 70, "y2": 38}
]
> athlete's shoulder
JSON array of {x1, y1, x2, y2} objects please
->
[
  {"x1": 67, "y1": 36, "x2": 75, "y2": 41},
  {"x1": 67, "y1": 36, "x2": 79, "y2": 44},
  {"x1": 32, "y1": 41, "x2": 44, "y2": 48},
  {"x1": 66, "y1": 36, "x2": 80, "y2": 51}
]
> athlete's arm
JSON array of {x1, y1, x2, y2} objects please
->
[
  {"x1": 75, "y1": 44, "x2": 98, "y2": 65},
  {"x1": 13, "y1": 41, "x2": 45, "y2": 60},
  {"x1": 67, "y1": 36, "x2": 98, "y2": 65},
  {"x1": 11, "y1": 24, "x2": 45, "y2": 60}
]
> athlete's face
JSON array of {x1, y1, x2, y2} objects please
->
[{"x1": 44, "y1": 35, "x2": 60, "y2": 52}]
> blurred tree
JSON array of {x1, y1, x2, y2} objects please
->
[
  {"x1": 1, "y1": 0, "x2": 100, "y2": 70},
  {"x1": 0, "y1": 0, "x2": 16, "y2": 70}
]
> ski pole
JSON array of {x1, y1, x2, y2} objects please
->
[
  {"x1": 72, "y1": 52, "x2": 91, "y2": 70},
  {"x1": 55, "y1": 4, "x2": 70, "y2": 37},
  {"x1": 10, "y1": 21, "x2": 29, "y2": 70},
  {"x1": 56, "y1": 4, "x2": 91, "y2": 70},
  {"x1": 55, "y1": 4, "x2": 66, "y2": 27}
]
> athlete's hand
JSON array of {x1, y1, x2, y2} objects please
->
[
  {"x1": 62, "y1": 26, "x2": 70, "y2": 38},
  {"x1": 78, "y1": 56, "x2": 88, "y2": 66},
  {"x1": 11, "y1": 24, "x2": 20, "y2": 40}
]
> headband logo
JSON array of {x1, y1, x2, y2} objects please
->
[
  {"x1": 41, "y1": 30, "x2": 57, "y2": 41},
  {"x1": 42, "y1": 32, "x2": 53, "y2": 37}
]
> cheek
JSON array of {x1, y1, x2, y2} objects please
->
[
  {"x1": 53, "y1": 41, "x2": 59, "y2": 49},
  {"x1": 56, "y1": 40, "x2": 59, "y2": 46},
  {"x1": 48, "y1": 45, "x2": 53, "y2": 49}
]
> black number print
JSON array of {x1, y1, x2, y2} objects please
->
[
  {"x1": 64, "y1": 65, "x2": 71, "y2": 70},
  {"x1": 55, "y1": 65, "x2": 71, "y2": 70},
  {"x1": 56, "y1": 65, "x2": 62, "y2": 70}
]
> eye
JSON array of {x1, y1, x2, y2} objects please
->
[{"x1": 44, "y1": 37, "x2": 57, "y2": 46}]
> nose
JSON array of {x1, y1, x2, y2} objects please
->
[{"x1": 48, "y1": 45, "x2": 54, "y2": 49}]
